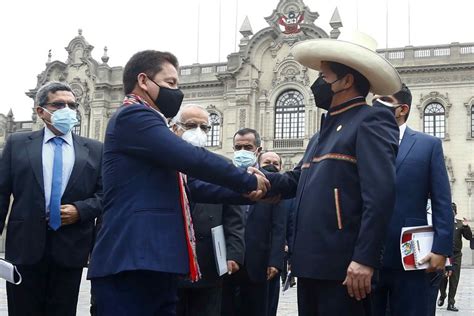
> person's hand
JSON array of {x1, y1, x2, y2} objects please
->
[
  {"x1": 342, "y1": 261, "x2": 373, "y2": 301},
  {"x1": 247, "y1": 166, "x2": 265, "y2": 177},
  {"x1": 418, "y1": 252, "x2": 446, "y2": 273},
  {"x1": 445, "y1": 270, "x2": 453, "y2": 278},
  {"x1": 462, "y1": 217, "x2": 469, "y2": 226},
  {"x1": 60, "y1": 204, "x2": 80, "y2": 225},
  {"x1": 267, "y1": 267, "x2": 279, "y2": 280},
  {"x1": 243, "y1": 170, "x2": 270, "y2": 201},
  {"x1": 227, "y1": 260, "x2": 240, "y2": 275}
]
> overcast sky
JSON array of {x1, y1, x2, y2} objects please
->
[{"x1": 1, "y1": 0, "x2": 473, "y2": 121}]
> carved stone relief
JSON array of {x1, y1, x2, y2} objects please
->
[{"x1": 239, "y1": 108, "x2": 246, "y2": 128}]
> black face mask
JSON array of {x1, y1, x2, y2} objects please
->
[
  {"x1": 311, "y1": 76, "x2": 341, "y2": 110},
  {"x1": 262, "y1": 164, "x2": 280, "y2": 173},
  {"x1": 147, "y1": 78, "x2": 184, "y2": 118}
]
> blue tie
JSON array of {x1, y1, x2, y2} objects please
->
[{"x1": 49, "y1": 137, "x2": 64, "y2": 230}]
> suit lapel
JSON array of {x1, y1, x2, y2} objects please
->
[
  {"x1": 26, "y1": 130, "x2": 45, "y2": 194},
  {"x1": 64, "y1": 134, "x2": 89, "y2": 194},
  {"x1": 396, "y1": 127, "x2": 417, "y2": 171}
]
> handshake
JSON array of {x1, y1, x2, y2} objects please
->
[{"x1": 244, "y1": 167, "x2": 276, "y2": 202}]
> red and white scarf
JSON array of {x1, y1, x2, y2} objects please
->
[{"x1": 123, "y1": 94, "x2": 201, "y2": 281}]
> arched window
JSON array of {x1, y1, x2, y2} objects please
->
[
  {"x1": 73, "y1": 111, "x2": 81, "y2": 135},
  {"x1": 275, "y1": 90, "x2": 305, "y2": 139},
  {"x1": 423, "y1": 102, "x2": 445, "y2": 138},
  {"x1": 206, "y1": 112, "x2": 221, "y2": 147},
  {"x1": 471, "y1": 105, "x2": 474, "y2": 138}
]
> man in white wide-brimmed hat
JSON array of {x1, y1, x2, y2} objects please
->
[{"x1": 264, "y1": 31, "x2": 402, "y2": 315}]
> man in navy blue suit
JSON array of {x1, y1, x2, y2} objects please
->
[
  {"x1": 371, "y1": 84, "x2": 453, "y2": 316},
  {"x1": 87, "y1": 50, "x2": 269, "y2": 316},
  {"x1": 221, "y1": 135, "x2": 287, "y2": 316}
]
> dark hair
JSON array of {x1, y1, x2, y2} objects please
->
[
  {"x1": 233, "y1": 128, "x2": 261, "y2": 147},
  {"x1": 35, "y1": 81, "x2": 75, "y2": 106},
  {"x1": 393, "y1": 83, "x2": 412, "y2": 122},
  {"x1": 328, "y1": 62, "x2": 370, "y2": 97},
  {"x1": 123, "y1": 50, "x2": 179, "y2": 94}
]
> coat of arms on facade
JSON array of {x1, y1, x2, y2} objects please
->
[{"x1": 278, "y1": 10, "x2": 304, "y2": 34}]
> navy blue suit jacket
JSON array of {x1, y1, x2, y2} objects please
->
[
  {"x1": 267, "y1": 103, "x2": 399, "y2": 280},
  {"x1": 382, "y1": 126, "x2": 453, "y2": 269},
  {"x1": 87, "y1": 104, "x2": 257, "y2": 279},
  {"x1": 244, "y1": 200, "x2": 288, "y2": 282}
]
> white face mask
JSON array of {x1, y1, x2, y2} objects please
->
[{"x1": 182, "y1": 128, "x2": 208, "y2": 147}]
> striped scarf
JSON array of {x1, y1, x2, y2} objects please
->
[{"x1": 122, "y1": 94, "x2": 201, "y2": 282}]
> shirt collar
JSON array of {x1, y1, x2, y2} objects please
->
[
  {"x1": 328, "y1": 96, "x2": 366, "y2": 116},
  {"x1": 399, "y1": 123, "x2": 407, "y2": 143},
  {"x1": 43, "y1": 127, "x2": 73, "y2": 145}
]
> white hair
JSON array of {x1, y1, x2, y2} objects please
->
[{"x1": 171, "y1": 103, "x2": 209, "y2": 125}]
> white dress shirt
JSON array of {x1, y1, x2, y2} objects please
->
[
  {"x1": 42, "y1": 128, "x2": 75, "y2": 214},
  {"x1": 398, "y1": 123, "x2": 407, "y2": 144}
]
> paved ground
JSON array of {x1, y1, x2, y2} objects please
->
[{"x1": 0, "y1": 266, "x2": 473, "y2": 315}]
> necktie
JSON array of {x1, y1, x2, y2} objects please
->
[{"x1": 49, "y1": 137, "x2": 64, "y2": 230}]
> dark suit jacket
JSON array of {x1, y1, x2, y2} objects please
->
[
  {"x1": 244, "y1": 200, "x2": 288, "y2": 283},
  {"x1": 180, "y1": 203, "x2": 245, "y2": 287},
  {"x1": 0, "y1": 129, "x2": 103, "y2": 267},
  {"x1": 87, "y1": 104, "x2": 258, "y2": 279},
  {"x1": 267, "y1": 103, "x2": 399, "y2": 280},
  {"x1": 382, "y1": 127, "x2": 453, "y2": 269}
]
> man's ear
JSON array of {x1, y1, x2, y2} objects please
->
[
  {"x1": 400, "y1": 104, "x2": 410, "y2": 116},
  {"x1": 35, "y1": 106, "x2": 44, "y2": 116},
  {"x1": 342, "y1": 73, "x2": 354, "y2": 89},
  {"x1": 137, "y1": 73, "x2": 149, "y2": 92}
]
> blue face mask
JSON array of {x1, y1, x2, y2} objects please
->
[
  {"x1": 233, "y1": 150, "x2": 257, "y2": 169},
  {"x1": 43, "y1": 107, "x2": 78, "y2": 135}
]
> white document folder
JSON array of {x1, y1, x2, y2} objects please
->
[
  {"x1": 0, "y1": 258, "x2": 22, "y2": 285},
  {"x1": 211, "y1": 225, "x2": 228, "y2": 276}
]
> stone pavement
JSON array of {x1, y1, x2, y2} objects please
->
[{"x1": 0, "y1": 267, "x2": 472, "y2": 315}]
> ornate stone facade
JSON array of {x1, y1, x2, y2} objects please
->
[{"x1": 0, "y1": 0, "x2": 473, "y2": 261}]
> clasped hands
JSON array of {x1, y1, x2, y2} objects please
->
[{"x1": 243, "y1": 167, "x2": 272, "y2": 201}]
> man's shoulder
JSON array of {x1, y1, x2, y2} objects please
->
[
  {"x1": 114, "y1": 104, "x2": 167, "y2": 125},
  {"x1": 73, "y1": 134, "x2": 103, "y2": 150},
  {"x1": 409, "y1": 128, "x2": 438, "y2": 141},
  {"x1": 8, "y1": 130, "x2": 42, "y2": 143}
]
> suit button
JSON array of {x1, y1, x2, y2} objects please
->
[{"x1": 209, "y1": 216, "x2": 214, "y2": 221}]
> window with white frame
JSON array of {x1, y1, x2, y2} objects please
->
[
  {"x1": 423, "y1": 102, "x2": 445, "y2": 138},
  {"x1": 275, "y1": 90, "x2": 305, "y2": 139},
  {"x1": 471, "y1": 104, "x2": 474, "y2": 138},
  {"x1": 206, "y1": 112, "x2": 221, "y2": 147}
]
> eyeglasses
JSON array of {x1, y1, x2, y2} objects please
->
[
  {"x1": 42, "y1": 102, "x2": 79, "y2": 110},
  {"x1": 176, "y1": 122, "x2": 212, "y2": 133}
]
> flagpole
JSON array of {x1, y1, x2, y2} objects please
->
[
  {"x1": 234, "y1": 0, "x2": 239, "y2": 52},
  {"x1": 197, "y1": 0, "x2": 201, "y2": 63},
  {"x1": 218, "y1": 0, "x2": 222, "y2": 61},
  {"x1": 408, "y1": 0, "x2": 411, "y2": 45},
  {"x1": 385, "y1": 0, "x2": 389, "y2": 50}
]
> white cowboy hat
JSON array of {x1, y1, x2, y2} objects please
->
[{"x1": 291, "y1": 30, "x2": 402, "y2": 95}]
